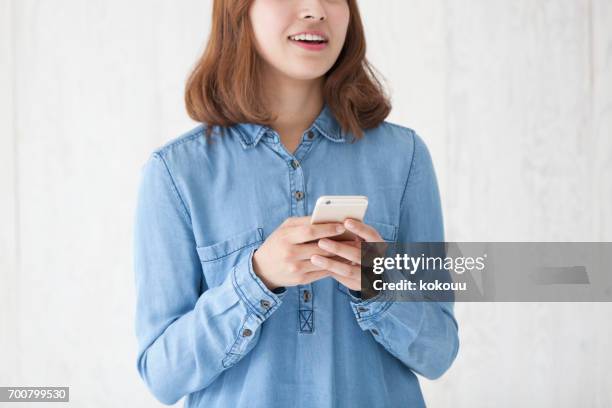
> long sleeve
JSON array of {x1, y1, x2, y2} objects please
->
[
  {"x1": 347, "y1": 131, "x2": 460, "y2": 380},
  {"x1": 133, "y1": 152, "x2": 286, "y2": 405}
]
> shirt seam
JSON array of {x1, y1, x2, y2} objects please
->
[
  {"x1": 152, "y1": 152, "x2": 192, "y2": 225},
  {"x1": 398, "y1": 128, "x2": 417, "y2": 221},
  {"x1": 231, "y1": 264, "x2": 264, "y2": 321}
]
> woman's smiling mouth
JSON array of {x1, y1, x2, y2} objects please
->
[{"x1": 287, "y1": 31, "x2": 329, "y2": 51}]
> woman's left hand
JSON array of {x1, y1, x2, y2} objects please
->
[{"x1": 310, "y1": 218, "x2": 383, "y2": 292}]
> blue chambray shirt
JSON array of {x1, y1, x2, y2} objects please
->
[{"x1": 133, "y1": 102, "x2": 459, "y2": 407}]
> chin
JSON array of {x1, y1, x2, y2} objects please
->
[{"x1": 284, "y1": 67, "x2": 329, "y2": 81}]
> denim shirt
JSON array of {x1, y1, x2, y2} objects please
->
[{"x1": 133, "y1": 102, "x2": 459, "y2": 407}]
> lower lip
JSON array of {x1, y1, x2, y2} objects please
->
[{"x1": 289, "y1": 39, "x2": 328, "y2": 51}]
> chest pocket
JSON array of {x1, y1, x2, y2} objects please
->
[
  {"x1": 196, "y1": 227, "x2": 264, "y2": 288},
  {"x1": 336, "y1": 220, "x2": 397, "y2": 298}
]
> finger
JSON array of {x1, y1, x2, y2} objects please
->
[
  {"x1": 328, "y1": 255, "x2": 359, "y2": 266},
  {"x1": 345, "y1": 238, "x2": 363, "y2": 247},
  {"x1": 317, "y1": 238, "x2": 361, "y2": 264},
  {"x1": 286, "y1": 223, "x2": 346, "y2": 245},
  {"x1": 290, "y1": 259, "x2": 330, "y2": 274},
  {"x1": 333, "y1": 254, "x2": 364, "y2": 267},
  {"x1": 330, "y1": 255, "x2": 361, "y2": 282},
  {"x1": 290, "y1": 242, "x2": 338, "y2": 260},
  {"x1": 340, "y1": 239, "x2": 365, "y2": 260},
  {"x1": 310, "y1": 254, "x2": 359, "y2": 277},
  {"x1": 343, "y1": 218, "x2": 382, "y2": 242},
  {"x1": 282, "y1": 215, "x2": 311, "y2": 227}
]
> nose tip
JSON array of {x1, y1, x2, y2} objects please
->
[
  {"x1": 300, "y1": 4, "x2": 326, "y2": 21},
  {"x1": 304, "y1": 15, "x2": 325, "y2": 21}
]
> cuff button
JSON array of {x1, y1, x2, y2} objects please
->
[
  {"x1": 242, "y1": 328, "x2": 253, "y2": 337},
  {"x1": 260, "y1": 299, "x2": 271, "y2": 309}
]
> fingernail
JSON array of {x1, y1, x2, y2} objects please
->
[
  {"x1": 311, "y1": 255, "x2": 325, "y2": 266},
  {"x1": 345, "y1": 219, "x2": 355, "y2": 228},
  {"x1": 318, "y1": 239, "x2": 331, "y2": 249},
  {"x1": 336, "y1": 225, "x2": 345, "y2": 233}
]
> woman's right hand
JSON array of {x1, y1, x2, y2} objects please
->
[{"x1": 252, "y1": 216, "x2": 347, "y2": 290}]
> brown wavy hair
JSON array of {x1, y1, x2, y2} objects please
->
[{"x1": 185, "y1": 0, "x2": 391, "y2": 141}]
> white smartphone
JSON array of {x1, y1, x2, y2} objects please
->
[{"x1": 310, "y1": 195, "x2": 368, "y2": 241}]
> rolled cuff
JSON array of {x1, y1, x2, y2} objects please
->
[{"x1": 232, "y1": 246, "x2": 286, "y2": 322}]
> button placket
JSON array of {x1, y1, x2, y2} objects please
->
[
  {"x1": 294, "y1": 130, "x2": 317, "y2": 334},
  {"x1": 294, "y1": 139, "x2": 314, "y2": 333},
  {"x1": 293, "y1": 158, "x2": 313, "y2": 333},
  {"x1": 266, "y1": 128, "x2": 318, "y2": 334}
]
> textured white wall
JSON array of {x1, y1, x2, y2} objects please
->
[{"x1": 1, "y1": 0, "x2": 611, "y2": 407}]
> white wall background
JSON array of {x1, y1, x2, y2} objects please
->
[{"x1": 1, "y1": 0, "x2": 611, "y2": 406}]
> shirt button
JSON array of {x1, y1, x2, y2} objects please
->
[
  {"x1": 357, "y1": 306, "x2": 368, "y2": 312},
  {"x1": 307, "y1": 130, "x2": 315, "y2": 139},
  {"x1": 260, "y1": 299, "x2": 271, "y2": 309},
  {"x1": 294, "y1": 191, "x2": 304, "y2": 201},
  {"x1": 303, "y1": 290, "x2": 311, "y2": 302},
  {"x1": 242, "y1": 328, "x2": 253, "y2": 337},
  {"x1": 290, "y1": 159, "x2": 300, "y2": 169}
]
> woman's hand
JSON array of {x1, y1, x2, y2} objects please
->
[
  {"x1": 252, "y1": 216, "x2": 346, "y2": 290},
  {"x1": 310, "y1": 218, "x2": 384, "y2": 292}
]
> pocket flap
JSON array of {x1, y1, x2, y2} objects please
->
[{"x1": 196, "y1": 227, "x2": 264, "y2": 262}]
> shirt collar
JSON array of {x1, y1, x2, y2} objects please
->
[{"x1": 233, "y1": 102, "x2": 349, "y2": 149}]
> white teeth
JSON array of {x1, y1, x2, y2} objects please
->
[{"x1": 289, "y1": 33, "x2": 327, "y2": 42}]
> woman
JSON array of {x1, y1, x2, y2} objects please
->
[{"x1": 133, "y1": 0, "x2": 459, "y2": 407}]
